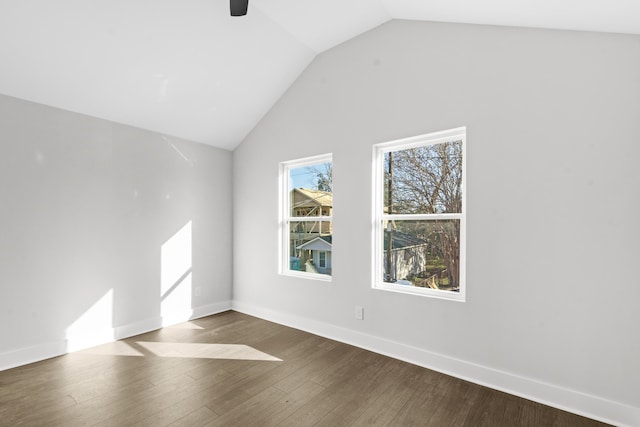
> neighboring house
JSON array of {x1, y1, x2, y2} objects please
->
[
  {"x1": 296, "y1": 235, "x2": 332, "y2": 275},
  {"x1": 290, "y1": 188, "x2": 332, "y2": 234},
  {"x1": 290, "y1": 188, "x2": 333, "y2": 272},
  {"x1": 291, "y1": 188, "x2": 332, "y2": 216},
  {"x1": 384, "y1": 231, "x2": 429, "y2": 281}
]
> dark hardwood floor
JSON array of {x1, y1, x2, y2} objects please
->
[{"x1": 0, "y1": 311, "x2": 609, "y2": 426}]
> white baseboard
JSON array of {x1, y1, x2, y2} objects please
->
[
  {"x1": 0, "y1": 341, "x2": 68, "y2": 372},
  {"x1": 231, "y1": 300, "x2": 639, "y2": 427},
  {"x1": 0, "y1": 300, "x2": 232, "y2": 372}
]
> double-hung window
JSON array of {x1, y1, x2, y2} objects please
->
[
  {"x1": 280, "y1": 154, "x2": 333, "y2": 280},
  {"x1": 373, "y1": 128, "x2": 466, "y2": 301}
]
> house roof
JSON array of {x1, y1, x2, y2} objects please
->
[
  {"x1": 384, "y1": 231, "x2": 427, "y2": 251},
  {"x1": 1, "y1": 1, "x2": 638, "y2": 151},
  {"x1": 296, "y1": 235, "x2": 333, "y2": 251},
  {"x1": 292, "y1": 188, "x2": 333, "y2": 208}
]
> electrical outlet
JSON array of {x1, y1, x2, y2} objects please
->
[
  {"x1": 195, "y1": 286, "x2": 202, "y2": 297},
  {"x1": 355, "y1": 306, "x2": 364, "y2": 320}
]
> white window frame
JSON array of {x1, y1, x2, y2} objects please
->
[
  {"x1": 372, "y1": 127, "x2": 466, "y2": 301},
  {"x1": 280, "y1": 153, "x2": 333, "y2": 281}
]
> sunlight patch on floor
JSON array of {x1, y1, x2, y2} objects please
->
[
  {"x1": 78, "y1": 340, "x2": 145, "y2": 357},
  {"x1": 167, "y1": 321, "x2": 205, "y2": 330},
  {"x1": 136, "y1": 342, "x2": 283, "y2": 361}
]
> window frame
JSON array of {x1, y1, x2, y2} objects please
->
[
  {"x1": 280, "y1": 153, "x2": 333, "y2": 282},
  {"x1": 372, "y1": 127, "x2": 466, "y2": 301}
]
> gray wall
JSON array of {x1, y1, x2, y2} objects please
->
[
  {"x1": 233, "y1": 20, "x2": 640, "y2": 422},
  {"x1": 0, "y1": 94, "x2": 233, "y2": 368}
]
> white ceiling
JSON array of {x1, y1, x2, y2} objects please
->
[{"x1": 1, "y1": 0, "x2": 638, "y2": 150}]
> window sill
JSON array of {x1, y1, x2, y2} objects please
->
[
  {"x1": 373, "y1": 281, "x2": 465, "y2": 302},
  {"x1": 281, "y1": 270, "x2": 333, "y2": 282}
]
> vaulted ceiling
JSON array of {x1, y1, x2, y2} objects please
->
[{"x1": 1, "y1": 0, "x2": 638, "y2": 150}]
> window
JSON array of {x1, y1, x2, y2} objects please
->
[
  {"x1": 319, "y1": 251, "x2": 327, "y2": 268},
  {"x1": 373, "y1": 128, "x2": 466, "y2": 301},
  {"x1": 280, "y1": 154, "x2": 333, "y2": 280}
]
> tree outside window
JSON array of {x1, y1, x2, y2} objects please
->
[{"x1": 374, "y1": 128, "x2": 466, "y2": 301}]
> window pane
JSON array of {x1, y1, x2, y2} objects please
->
[
  {"x1": 382, "y1": 219, "x2": 460, "y2": 292},
  {"x1": 289, "y1": 220, "x2": 332, "y2": 276},
  {"x1": 383, "y1": 141, "x2": 462, "y2": 215},
  {"x1": 289, "y1": 162, "x2": 332, "y2": 217}
]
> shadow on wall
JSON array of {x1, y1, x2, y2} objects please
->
[{"x1": 64, "y1": 220, "x2": 195, "y2": 353}]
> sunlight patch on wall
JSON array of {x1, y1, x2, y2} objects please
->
[
  {"x1": 136, "y1": 342, "x2": 282, "y2": 361},
  {"x1": 161, "y1": 221, "x2": 193, "y2": 326},
  {"x1": 65, "y1": 289, "x2": 114, "y2": 352}
]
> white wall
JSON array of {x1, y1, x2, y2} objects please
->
[
  {"x1": 0, "y1": 94, "x2": 233, "y2": 369},
  {"x1": 233, "y1": 20, "x2": 640, "y2": 425}
]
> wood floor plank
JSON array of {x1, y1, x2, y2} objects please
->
[
  {"x1": 313, "y1": 357, "x2": 411, "y2": 427},
  {"x1": 384, "y1": 372, "x2": 445, "y2": 426},
  {"x1": 462, "y1": 387, "x2": 512, "y2": 426},
  {"x1": 108, "y1": 393, "x2": 214, "y2": 427},
  {"x1": 204, "y1": 386, "x2": 287, "y2": 426},
  {"x1": 404, "y1": 375, "x2": 481, "y2": 426},
  {"x1": 260, "y1": 381, "x2": 327, "y2": 427},
  {"x1": 280, "y1": 350, "x2": 399, "y2": 426},
  {"x1": 167, "y1": 406, "x2": 219, "y2": 427},
  {"x1": 271, "y1": 340, "x2": 357, "y2": 393},
  {"x1": 0, "y1": 311, "x2": 611, "y2": 427},
  {"x1": 348, "y1": 358, "x2": 455, "y2": 427}
]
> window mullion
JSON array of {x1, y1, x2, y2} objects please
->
[
  {"x1": 285, "y1": 216, "x2": 332, "y2": 222},
  {"x1": 382, "y1": 213, "x2": 462, "y2": 221}
]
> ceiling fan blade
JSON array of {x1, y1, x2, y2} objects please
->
[{"x1": 230, "y1": 0, "x2": 248, "y2": 16}]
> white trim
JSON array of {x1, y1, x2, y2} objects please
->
[
  {"x1": 374, "y1": 127, "x2": 467, "y2": 151},
  {"x1": 372, "y1": 127, "x2": 466, "y2": 302},
  {"x1": 374, "y1": 281, "x2": 465, "y2": 302},
  {"x1": 281, "y1": 152, "x2": 333, "y2": 170},
  {"x1": 0, "y1": 300, "x2": 232, "y2": 371},
  {"x1": 232, "y1": 300, "x2": 640, "y2": 427},
  {"x1": 0, "y1": 341, "x2": 68, "y2": 372},
  {"x1": 281, "y1": 269, "x2": 332, "y2": 282}
]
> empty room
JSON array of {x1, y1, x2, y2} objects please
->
[{"x1": 1, "y1": 1, "x2": 638, "y2": 426}]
